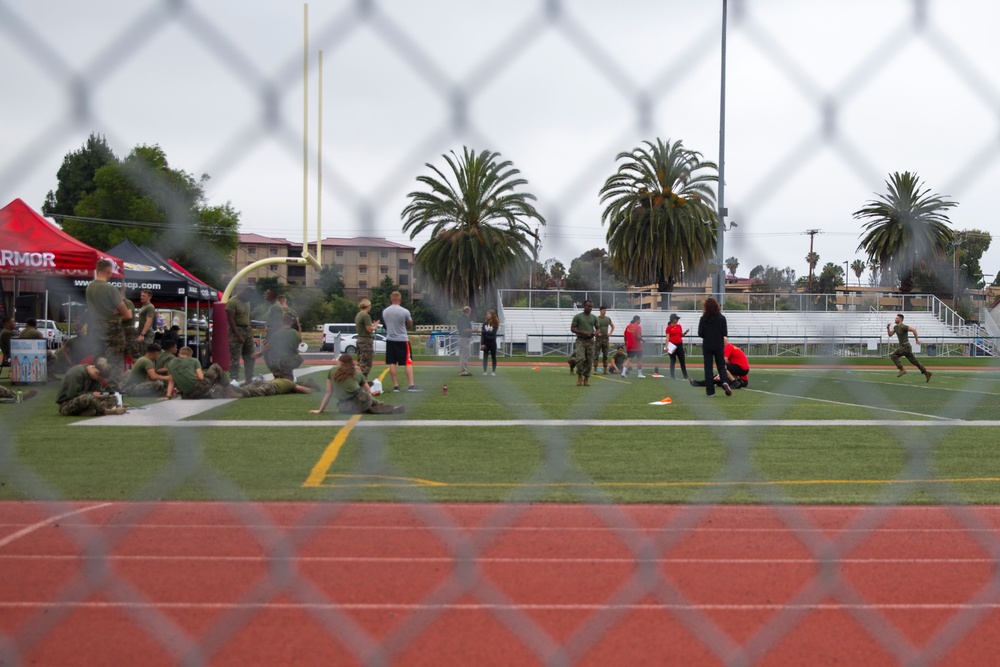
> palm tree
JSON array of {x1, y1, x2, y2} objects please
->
[
  {"x1": 600, "y1": 138, "x2": 718, "y2": 299},
  {"x1": 854, "y1": 171, "x2": 956, "y2": 293},
  {"x1": 850, "y1": 259, "x2": 866, "y2": 287},
  {"x1": 725, "y1": 256, "x2": 739, "y2": 278},
  {"x1": 401, "y1": 147, "x2": 545, "y2": 308}
]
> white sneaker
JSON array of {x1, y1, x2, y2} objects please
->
[
  {"x1": 491, "y1": 371, "x2": 496, "y2": 376},
  {"x1": 637, "y1": 372, "x2": 645, "y2": 378},
  {"x1": 483, "y1": 372, "x2": 488, "y2": 376},
  {"x1": 620, "y1": 370, "x2": 627, "y2": 377}
]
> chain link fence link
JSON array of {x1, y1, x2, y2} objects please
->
[{"x1": 2, "y1": 0, "x2": 1000, "y2": 664}]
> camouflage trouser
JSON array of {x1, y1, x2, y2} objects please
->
[
  {"x1": 229, "y1": 325, "x2": 255, "y2": 381},
  {"x1": 182, "y1": 363, "x2": 230, "y2": 399},
  {"x1": 337, "y1": 390, "x2": 397, "y2": 414},
  {"x1": 124, "y1": 380, "x2": 164, "y2": 397},
  {"x1": 269, "y1": 353, "x2": 302, "y2": 380},
  {"x1": 124, "y1": 324, "x2": 140, "y2": 361},
  {"x1": 574, "y1": 337, "x2": 595, "y2": 378},
  {"x1": 0, "y1": 386, "x2": 15, "y2": 400},
  {"x1": 356, "y1": 336, "x2": 374, "y2": 379},
  {"x1": 594, "y1": 336, "x2": 610, "y2": 369},
  {"x1": 890, "y1": 343, "x2": 927, "y2": 374},
  {"x1": 59, "y1": 394, "x2": 118, "y2": 416},
  {"x1": 95, "y1": 318, "x2": 127, "y2": 382},
  {"x1": 242, "y1": 380, "x2": 278, "y2": 397}
]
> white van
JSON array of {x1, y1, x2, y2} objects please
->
[{"x1": 320, "y1": 323, "x2": 357, "y2": 351}]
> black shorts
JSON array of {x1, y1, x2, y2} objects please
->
[
  {"x1": 385, "y1": 340, "x2": 409, "y2": 365},
  {"x1": 627, "y1": 349, "x2": 642, "y2": 359}
]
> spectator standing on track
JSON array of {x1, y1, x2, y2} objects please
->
[
  {"x1": 594, "y1": 305, "x2": 615, "y2": 374},
  {"x1": 570, "y1": 300, "x2": 599, "y2": 386},
  {"x1": 226, "y1": 286, "x2": 256, "y2": 384},
  {"x1": 480, "y1": 309, "x2": 500, "y2": 376},
  {"x1": 457, "y1": 306, "x2": 474, "y2": 377},
  {"x1": 55, "y1": 358, "x2": 125, "y2": 416},
  {"x1": 665, "y1": 313, "x2": 690, "y2": 380},
  {"x1": 383, "y1": 291, "x2": 421, "y2": 392},
  {"x1": 162, "y1": 346, "x2": 245, "y2": 400},
  {"x1": 696, "y1": 297, "x2": 730, "y2": 397},
  {"x1": 622, "y1": 315, "x2": 645, "y2": 378},
  {"x1": 354, "y1": 298, "x2": 380, "y2": 381},
  {"x1": 310, "y1": 353, "x2": 403, "y2": 414},
  {"x1": 85, "y1": 258, "x2": 130, "y2": 380},
  {"x1": 122, "y1": 342, "x2": 170, "y2": 396},
  {"x1": 255, "y1": 313, "x2": 302, "y2": 380},
  {"x1": 887, "y1": 313, "x2": 932, "y2": 382},
  {"x1": 135, "y1": 289, "x2": 157, "y2": 356}
]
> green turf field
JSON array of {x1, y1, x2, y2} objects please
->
[{"x1": 1, "y1": 360, "x2": 998, "y2": 504}]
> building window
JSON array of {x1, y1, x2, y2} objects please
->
[
  {"x1": 380, "y1": 250, "x2": 388, "y2": 258},
  {"x1": 359, "y1": 251, "x2": 368, "y2": 258},
  {"x1": 335, "y1": 249, "x2": 343, "y2": 257},
  {"x1": 248, "y1": 277, "x2": 256, "y2": 284},
  {"x1": 313, "y1": 279, "x2": 319, "y2": 286},
  {"x1": 398, "y1": 274, "x2": 409, "y2": 286},
  {"x1": 398, "y1": 258, "x2": 409, "y2": 270},
  {"x1": 269, "y1": 264, "x2": 278, "y2": 272},
  {"x1": 359, "y1": 281, "x2": 367, "y2": 289},
  {"x1": 269, "y1": 246, "x2": 279, "y2": 256},
  {"x1": 336, "y1": 264, "x2": 345, "y2": 273},
  {"x1": 358, "y1": 266, "x2": 367, "y2": 274},
  {"x1": 247, "y1": 246, "x2": 256, "y2": 255},
  {"x1": 380, "y1": 265, "x2": 389, "y2": 274}
]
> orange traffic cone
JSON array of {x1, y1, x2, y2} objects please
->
[{"x1": 406, "y1": 340, "x2": 413, "y2": 365}]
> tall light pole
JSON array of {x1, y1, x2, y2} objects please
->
[
  {"x1": 843, "y1": 261, "x2": 849, "y2": 287},
  {"x1": 714, "y1": 0, "x2": 729, "y2": 303}
]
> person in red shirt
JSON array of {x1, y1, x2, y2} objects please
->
[
  {"x1": 664, "y1": 313, "x2": 689, "y2": 380},
  {"x1": 621, "y1": 315, "x2": 644, "y2": 378},
  {"x1": 691, "y1": 337, "x2": 750, "y2": 390}
]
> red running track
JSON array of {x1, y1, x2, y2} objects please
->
[{"x1": 1, "y1": 502, "x2": 1000, "y2": 666}]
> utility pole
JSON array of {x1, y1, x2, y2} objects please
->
[{"x1": 805, "y1": 229, "x2": 822, "y2": 291}]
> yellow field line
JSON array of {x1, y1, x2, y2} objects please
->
[
  {"x1": 302, "y1": 414, "x2": 361, "y2": 487},
  {"x1": 301, "y1": 368, "x2": 392, "y2": 488},
  {"x1": 312, "y1": 477, "x2": 1000, "y2": 489}
]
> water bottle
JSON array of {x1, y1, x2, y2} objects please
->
[
  {"x1": 256, "y1": 374, "x2": 265, "y2": 382},
  {"x1": 16, "y1": 390, "x2": 22, "y2": 404},
  {"x1": 442, "y1": 384, "x2": 448, "y2": 396},
  {"x1": 114, "y1": 392, "x2": 123, "y2": 407}
]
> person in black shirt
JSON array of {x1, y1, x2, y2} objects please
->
[
  {"x1": 480, "y1": 309, "x2": 500, "y2": 375},
  {"x1": 696, "y1": 297, "x2": 730, "y2": 397}
]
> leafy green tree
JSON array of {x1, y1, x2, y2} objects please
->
[
  {"x1": 850, "y1": 259, "x2": 866, "y2": 287},
  {"x1": 401, "y1": 147, "x2": 545, "y2": 309},
  {"x1": 600, "y1": 138, "x2": 718, "y2": 300},
  {"x1": 42, "y1": 133, "x2": 116, "y2": 218},
  {"x1": 369, "y1": 275, "x2": 409, "y2": 323},
  {"x1": 563, "y1": 248, "x2": 628, "y2": 292},
  {"x1": 725, "y1": 256, "x2": 739, "y2": 278},
  {"x1": 815, "y1": 262, "x2": 845, "y2": 293},
  {"x1": 317, "y1": 263, "x2": 346, "y2": 298},
  {"x1": 749, "y1": 265, "x2": 796, "y2": 292},
  {"x1": 854, "y1": 171, "x2": 957, "y2": 293}
]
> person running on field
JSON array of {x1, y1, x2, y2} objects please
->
[
  {"x1": 593, "y1": 305, "x2": 615, "y2": 374},
  {"x1": 354, "y1": 298, "x2": 380, "y2": 381},
  {"x1": 310, "y1": 353, "x2": 403, "y2": 414},
  {"x1": 622, "y1": 315, "x2": 644, "y2": 378},
  {"x1": 570, "y1": 300, "x2": 599, "y2": 386},
  {"x1": 887, "y1": 313, "x2": 931, "y2": 382},
  {"x1": 480, "y1": 309, "x2": 500, "y2": 376},
  {"x1": 665, "y1": 313, "x2": 689, "y2": 380}
]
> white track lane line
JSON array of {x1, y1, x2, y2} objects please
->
[{"x1": 0, "y1": 503, "x2": 113, "y2": 549}]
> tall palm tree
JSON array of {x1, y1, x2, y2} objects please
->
[
  {"x1": 854, "y1": 171, "x2": 956, "y2": 293},
  {"x1": 600, "y1": 138, "x2": 718, "y2": 297},
  {"x1": 725, "y1": 256, "x2": 739, "y2": 278},
  {"x1": 850, "y1": 259, "x2": 866, "y2": 287},
  {"x1": 401, "y1": 147, "x2": 545, "y2": 308}
]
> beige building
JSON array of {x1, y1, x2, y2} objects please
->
[{"x1": 234, "y1": 233, "x2": 419, "y2": 301}]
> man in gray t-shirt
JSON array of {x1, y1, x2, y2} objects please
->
[{"x1": 380, "y1": 291, "x2": 421, "y2": 392}]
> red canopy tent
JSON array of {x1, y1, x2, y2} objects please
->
[{"x1": 0, "y1": 198, "x2": 123, "y2": 278}]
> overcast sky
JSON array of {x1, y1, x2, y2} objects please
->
[{"x1": 2, "y1": 0, "x2": 998, "y2": 288}]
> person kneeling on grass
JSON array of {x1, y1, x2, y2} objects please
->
[
  {"x1": 310, "y1": 354, "x2": 403, "y2": 415},
  {"x1": 160, "y1": 346, "x2": 246, "y2": 400},
  {"x1": 608, "y1": 345, "x2": 627, "y2": 375},
  {"x1": 56, "y1": 358, "x2": 125, "y2": 416},
  {"x1": 242, "y1": 377, "x2": 314, "y2": 397},
  {"x1": 689, "y1": 337, "x2": 750, "y2": 394}
]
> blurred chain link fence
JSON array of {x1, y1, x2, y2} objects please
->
[{"x1": 2, "y1": 0, "x2": 1000, "y2": 665}]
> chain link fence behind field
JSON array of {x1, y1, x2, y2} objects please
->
[{"x1": 2, "y1": 0, "x2": 1000, "y2": 664}]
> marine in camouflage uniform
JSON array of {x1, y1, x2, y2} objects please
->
[
  {"x1": 241, "y1": 377, "x2": 303, "y2": 397},
  {"x1": 261, "y1": 315, "x2": 302, "y2": 380},
  {"x1": 122, "y1": 295, "x2": 139, "y2": 362},
  {"x1": 135, "y1": 290, "x2": 157, "y2": 356},
  {"x1": 355, "y1": 300, "x2": 377, "y2": 379},
  {"x1": 85, "y1": 260, "x2": 128, "y2": 382},
  {"x1": 166, "y1": 350, "x2": 238, "y2": 400},
  {"x1": 122, "y1": 344, "x2": 167, "y2": 397},
  {"x1": 570, "y1": 301, "x2": 599, "y2": 385},
  {"x1": 56, "y1": 360, "x2": 121, "y2": 416},
  {"x1": 888, "y1": 315, "x2": 931, "y2": 381},
  {"x1": 226, "y1": 288, "x2": 256, "y2": 383},
  {"x1": 593, "y1": 307, "x2": 614, "y2": 373}
]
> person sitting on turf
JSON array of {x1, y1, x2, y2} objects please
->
[
  {"x1": 608, "y1": 345, "x2": 627, "y2": 375},
  {"x1": 161, "y1": 346, "x2": 245, "y2": 400},
  {"x1": 122, "y1": 342, "x2": 170, "y2": 397},
  {"x1": 241, "y1": 376, "x2": 314, "y2": 397},
  {"x1": 155, "y1": 339, "x2": 178, "y2": 376},
  {"x1": 689, "y1": 337, "x2": 750, "y2": 390},
  {"x1": 55, "y1": 358, "x2": 126, "y2": 416},
  {"x1": 310, "y1": 353, "x2": 403, "y2": 415}
]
